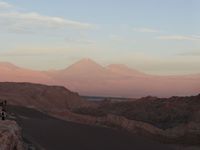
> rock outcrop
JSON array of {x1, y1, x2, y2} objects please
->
[{"x1": 0, "y1": 120, "x2": 24, "y2": 150}]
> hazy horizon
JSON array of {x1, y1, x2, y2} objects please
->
[
  {"x1": 0, "y1": 0, "x2": 200, "y2": 75},
  {"x1": 0, "y1": 58, "x2": 200, "y2": 76}
]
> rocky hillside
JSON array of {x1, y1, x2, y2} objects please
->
[
  {"x1": 0, "y1": 82, "x2": 199, "y2": 146},
  {"x1": 72, "y1": 94, "x2": 200, "y2": 145},
  {"x1": 75, "y1": 94, "x2": 200, "y2": 128},
  {"x1": 0, "y1": 82, "x2": 90, "y2": 112},
  {"x1": 0, "y1": 120, "x2": 24, "y2": 150}
]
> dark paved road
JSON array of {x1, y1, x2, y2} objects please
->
[{"x1": 8, "y1": 106, "x2": 175, "y2": 150}]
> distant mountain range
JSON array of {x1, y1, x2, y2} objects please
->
[{"x1": 0, "y1": 58, "x2": 199, "y2": 97}]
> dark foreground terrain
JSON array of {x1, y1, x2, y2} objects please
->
[{"x1": 8, "y1": 105, "x2": 175, "y2": 150}]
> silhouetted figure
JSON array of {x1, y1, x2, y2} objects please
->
[
  {"x1": 0, "y1": 99, "x2": 7, "y2": 120},
  {"x1": 1, "y1": 110, "x2": 6, "y2": 120}
]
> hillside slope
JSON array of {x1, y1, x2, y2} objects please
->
[{"x1": 0, "y1": 82, "x2": 89, "y2": 112}]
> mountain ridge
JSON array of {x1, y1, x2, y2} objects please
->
[{"x1": 0, "y1": 59, "x2": 199, "y2": 97}]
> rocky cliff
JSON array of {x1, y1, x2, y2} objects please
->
[{"x1": 0, "y1": 120, "x2": 24, "y2": 150}]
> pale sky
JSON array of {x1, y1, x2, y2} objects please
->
[{"x1": 0, "y1": 0, "x2": 200, "y2": 75}]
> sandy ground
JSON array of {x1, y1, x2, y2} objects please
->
[{"x1": 7, "y1": 106, "x2": 180, "y2": 150}]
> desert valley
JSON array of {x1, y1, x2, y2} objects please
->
[
  {"x1": 0, "y1": 0, "x2": 199, "y2": 149},
  {"x1": 0, "y1": 73, "x2": 199, "y2": 149}
]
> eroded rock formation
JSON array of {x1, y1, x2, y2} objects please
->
[{"x1": 0, "y1": 120, "x2": 24, "y2": 150}]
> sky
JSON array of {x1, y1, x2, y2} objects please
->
[{"x1": 0, "y1": 0, "x2": 200, "y2": 75}]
